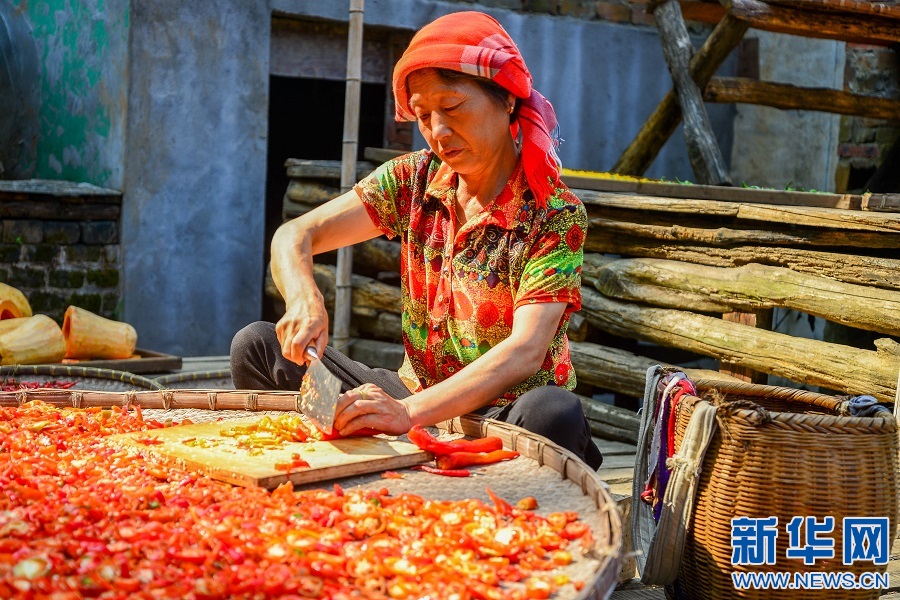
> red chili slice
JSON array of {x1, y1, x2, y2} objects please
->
[
  {"x1": 407, "y1": 425, "x2": 502, "y2": 454},
  {"x1": 410, "y1": 464, "x2": 471, "y2": 477},
  {"x1": 434, "y1": 449, "x2": 519, "y2": 470}
]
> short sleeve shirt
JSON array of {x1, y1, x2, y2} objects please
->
[{"x1": 355, "y1": 150, "x2": 586, "y2": 405}]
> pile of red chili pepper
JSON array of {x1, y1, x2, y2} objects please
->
[
  {"x1": 0, "y1": 401, "x2": 594, "y2": 599},
  {"x1": 407, "y1": 425, "x2": 520, "y2": 477},
  {"x1": 0, "y1": 379, "x2": 77, "y2": 392}
]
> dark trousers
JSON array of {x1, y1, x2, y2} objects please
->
[{"x1": 231, "y1": 321, "x2": 603, "y2": 469}]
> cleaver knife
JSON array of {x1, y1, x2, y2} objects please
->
[{"x1": 299, "y1": 346, "x2": 342, "y2": 435}]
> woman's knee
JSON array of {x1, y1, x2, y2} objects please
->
[
  {"x1": 230, "y1": 321, "x2": 276, "y2": 359},
  {"x1": 512, "y1": 387, "x2": 584, "y2": 429}
]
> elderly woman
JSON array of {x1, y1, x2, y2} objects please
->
[{"x1": 231, "y1": 11, "x2": 603, "y2": 469}]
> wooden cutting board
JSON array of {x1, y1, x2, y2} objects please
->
[{"x1": 107, "y1": 417, "x2": 431, "y2": 489}]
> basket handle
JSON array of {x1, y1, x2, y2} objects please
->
[{"x1": 894, "y1": 364, "x2": 900, "y2": 427}]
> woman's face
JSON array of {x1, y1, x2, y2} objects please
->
[{"x1": 407, "y1": 69, "x2": 515, "y2": 177}]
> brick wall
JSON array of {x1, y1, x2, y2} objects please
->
[
  {"x1": 836, "y1": 44, "x2": 900, "y2": 192},
  {"x1": 0, "y1": 183, "x2": 122, "y2": 324}
]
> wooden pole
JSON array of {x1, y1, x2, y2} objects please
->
[
  {"x1": 612, "y1": 14, "x2": 748, "y2": 176},
  {"x1": 333, "y1": 0, "x2": 365, "y2": 353},
  {"x1": 652, "y1": 0, "x2": 731, "y2": 185},
  {"x1": 704, "y1": 76, "x2": 900, "y2": 122}
]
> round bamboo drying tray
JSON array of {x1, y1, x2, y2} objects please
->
[
  {"x1": 667, "y1": 380, "x2": 899, "y2": 600},
  {"x1": 0, "y1": 387, "x2": 623, "y2": 600},
  {"x1": 0, "y1": 364, "x2": 163, "y2": 391},
  {"x1": 155, "y1": 369, "x2": 234, "y2": 390}
]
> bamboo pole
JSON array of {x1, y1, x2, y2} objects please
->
[{"x1": 333, "y1": 0, "x2": 365, "y2": 353}]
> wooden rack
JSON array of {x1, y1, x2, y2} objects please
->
[{"x1": 613, "y1": 0, "x2": 900, "y2": 183}]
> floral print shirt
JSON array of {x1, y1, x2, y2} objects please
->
[{"x1": 355, "y1": 150, "x2": 586, "y2": 405}]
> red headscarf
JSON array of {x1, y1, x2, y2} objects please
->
[{"x1": 392, "y1": 11, "x2": 561, "y2": 207}]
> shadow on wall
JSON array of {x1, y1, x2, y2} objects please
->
[{"x1": 0, "y1": 0, "x2": 40, "y2": 179}]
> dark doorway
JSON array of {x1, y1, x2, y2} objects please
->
[{"x1": 263, "y1": 76, "x2": 386, "y2": 322}]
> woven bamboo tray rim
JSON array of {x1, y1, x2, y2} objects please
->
[
  {"x1": 438, "y1": 415, "x2": 623, "y2": 600},
  {"x1": 1, "y1": 388, "x2": 623, "y2": 600},
  {"x1": 0, "y1": 364, "x2": 163, "y2": 390},
  {"x1": 155, "y1": 369, "x2": 233, "y2": 387}
]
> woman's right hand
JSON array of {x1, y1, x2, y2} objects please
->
[{"x1": 275, "y1": 293, "x2": 330, "y2": 366}]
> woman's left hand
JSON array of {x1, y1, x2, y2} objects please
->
[{"x1": 333, "y1": 384, "x2": 412, "y2": 436}]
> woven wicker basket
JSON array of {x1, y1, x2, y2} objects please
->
[
  {"x1": 0, "y1": 387, "x2": 623, "y2": 600},
  {"x1": 668, "y1": 380, "x2": 899, "y2": 600}
]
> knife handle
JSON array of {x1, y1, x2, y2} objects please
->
[{"x1": 305, "y1": 346, "x2": 319, "y2": 361}]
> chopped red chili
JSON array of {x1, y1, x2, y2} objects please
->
[
  {"x1": 435, "y1": 449, "x2": 520, "y2": 470},
  {"x1": 407, "y1": 425, "x2": 503, "y2": 454},
  {"x1": 411, "y1": 464, "x2": 471, "y2": 477}
]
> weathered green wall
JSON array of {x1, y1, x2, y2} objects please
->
[{"x1": 11, "y1": 0, "x2": 129, "y2": 188}]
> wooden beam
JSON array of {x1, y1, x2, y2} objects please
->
[
  {"x1": 584, "y1": 232, "x2": 900, "y2": 292},
  {"x1": 580, "y1": 287, "x2": 900, "y2": 402},
  {"x1": 587, "y1": 214, "x2": 900, "y2": 249},
  {"x1": 653, "y1": 0, "x2": 732, "y2": 185},
  {"x1": 678, "y1": 0, "x2": 727, "y2": 23},
  {"x1": 720, "y1": 310, "x2": 772, "y2": 383},
  {"x1": 569, "y1": 339, "x2": 743, "y2": 400},
  {"x1": 727, "y1": 0, "x2": 900, "y2": 45},
  {"x1": 763, "y1": 0, "x2": 900, "y2": 20},
  {"x1": 612, "y1": 14, "x2": 749, "y2": 175},
  {"x1": 354, "y1": 238, "x2": 401, "y2": 273},
  {"x1": 578, "y1": 190, "x2": 900, "y2": 232},
  {"x1": 564, "y1": 174, "x2": 865, "y2": 209},
  {"x1": 284, "y1": 158, "x2": 376, "y2": 181},
  {"x1": 582, "y1": 256, "x2": 900, "y2": 336},
  {"x1": 363, "y1": 147, "x2": 406, "y2": 163},
  {"x1": 704, "y1": 76, "x2": 900, "y2": 122}
]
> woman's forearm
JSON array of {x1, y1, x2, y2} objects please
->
[
  {"x1": 270, "y1": 218, "x2": 321, "y2": 306},
  {"x1": 402, "y1": 336, "x2": 543, "y2": 426},
  {"x1": 402, "y1": 302, "x2": 568, "y2": 427}
]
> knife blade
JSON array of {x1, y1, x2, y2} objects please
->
[{"x1": 299, "y1": 346, "x2": 342, "y2": 435}]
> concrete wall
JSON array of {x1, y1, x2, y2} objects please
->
[
  {"x1": 121, "y1": 1, "x2": 270, "y2": 356},
  {"x1": 6, "y1": 0, "x2": 129, "y2": 188},
  {"x1": 123, "y1": 0, "x2": 733, "y2": 356},
  {"x1": 5, "y1": 0, "x2": 734, "y2": 357},
  {"x1": 0, "y1": 0, "x2": 40, "y2": 178},
  {"x1": 272, "y1": 0, "x2": 735, "y2": 179},
  {"x1": 729, "y1": 32, "x2": 844, "y2": 193}
]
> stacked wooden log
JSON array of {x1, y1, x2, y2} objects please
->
[{"x1": 273, "y1": 155, "x2": 900, "y2": 441}]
